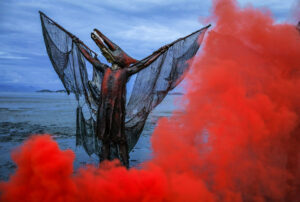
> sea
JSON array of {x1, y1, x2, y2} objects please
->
[{"x1": 0, "y1": 92, "x2": 183, "y2": 181}]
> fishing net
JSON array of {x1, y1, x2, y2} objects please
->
[{"x1": 40, "y1": 11, "x2": 209, "y2": 158}]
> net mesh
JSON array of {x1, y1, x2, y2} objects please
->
[
  {"x1": 40, "y1": 12, "x2": 209, "y2": 157},
  {"x1": 125, "y1": 29, "x2": 207, "y2": 150}
]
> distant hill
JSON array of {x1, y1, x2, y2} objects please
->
[
  {"x1": 55, "y1": 90, "x2": 67, "y2": 93},
  {"x1": 36, "y1": 89, "x2": 67, "y2": 93},
  {"x1": 169, "y1": 92, "x2": 184, "y2": 95},
  {"x1": 36, "y1": 89, "x2": 52, "y2": 93}
]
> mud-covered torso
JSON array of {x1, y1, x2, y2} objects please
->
[
  {"x1": 101, "y1": 68, "x2": 128, "y2": 100},
  {"x1": 96, "y1": 68, "x2": 129, "y2": 142}
]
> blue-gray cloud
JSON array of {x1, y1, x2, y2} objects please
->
[{"x1": 0, "y1": 0, "x2": 296, "y2": 91}]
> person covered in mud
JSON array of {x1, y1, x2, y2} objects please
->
[
  {"x1": 73, "y1": 30, "x2": 170, "y2": 168},
  {"x1": 39, "y1": 11, "x2": 209, "y2": 168}
]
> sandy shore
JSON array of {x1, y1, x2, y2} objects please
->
[{"x1": 0, "y1": 92, "x2": 181, "y2": 180}]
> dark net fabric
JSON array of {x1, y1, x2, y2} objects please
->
[
  {"x1": 41, "y1": 13, "x2": 85, "y2": 98},
  {"x1": 40, "y1": 11, "x2": 208, "y2": 158},
  {"x1": 125, "y1": 27, "x2": 208, "y2": 150},
  {"x1": 40, "y1": 12, "x2": 102, "y2": 155}
]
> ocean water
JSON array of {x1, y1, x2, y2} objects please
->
[{"x1": 0, "y1": 92, "x2": 183, "y2": 180}]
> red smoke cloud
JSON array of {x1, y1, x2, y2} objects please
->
[{"x1": 1, "y1": 0, "x2": 300, "y2": 201}]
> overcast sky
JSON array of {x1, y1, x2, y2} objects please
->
[{"x1": 0, "y1": 0, "x2": 298, "y2": 91}]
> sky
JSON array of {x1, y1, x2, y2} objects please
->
[{"x1": 0, "y1": 0, "x2": 298, "y2": 91}]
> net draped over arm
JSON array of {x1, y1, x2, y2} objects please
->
[
  {"x1": 40, "y1": 12, "x2": 103, "y2": 155},
  {"x1": 125, "y1": 26, "x2": 209, "y2": 151},
  {"x1": 40, "y1": 12, "x2": 100, "y2": 105},
  {"x1": 40, "y1": 10, "x2": 210, "y2": 156}
]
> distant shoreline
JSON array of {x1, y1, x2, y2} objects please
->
[
  {"x1": 169, "y1": 92, "x2": 184, "y2": 95},
  {"x1": 35, "y1": 90, "x2": 183, "y2": 95},
  {"x1": 0, "y1": 90, "x2": 183, "y2": 95},
  {"x1": 36, "y1": 89, "x2": 67, "y2": 93}
]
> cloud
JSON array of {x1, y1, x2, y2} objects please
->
[
  {"x1": 0, "y1": 0, "x2": 296, "y2": 89},
  {"x1": 118, "y1": 25, "x2": 181, "y2": 43},
  {"x1": 0, "y1": 64, "x2": 63, "y2": 90},
  {"x1": 0, "y1": 51, "x2": 29, "y2": 60}
]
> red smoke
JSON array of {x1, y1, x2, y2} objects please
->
[{"x1": 1, "y1": 0, "x2": 300, "y2": 201}]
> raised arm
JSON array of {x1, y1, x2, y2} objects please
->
[
  {"x1": 73, "y1": 38, "x2": 108, "y2": 73},
  {"x1": 127, "y1": 45, "x2": 169, "y2": 75}
]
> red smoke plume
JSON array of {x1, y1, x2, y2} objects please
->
[{"x1": 1, "y1": 0, "x2": 300, "y2": 201}]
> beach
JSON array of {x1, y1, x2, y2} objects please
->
[{"x1": 0, "y1": 92, "x2": 182, "y2": 180}]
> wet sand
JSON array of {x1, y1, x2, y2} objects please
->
[{"x1": 0, "y1": 92, "x2": 181, "y2": 180}]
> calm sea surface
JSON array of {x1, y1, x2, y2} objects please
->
[{"x1": 0, "y1": 92, "x2": 183, "y2": 180}]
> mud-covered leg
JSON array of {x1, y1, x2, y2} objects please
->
[
  {"x1": 100, "y1": 141, "x2": 111, "y2": 162},
  {"x1": 118, "y1": 142, "x2": 129, "y2": 168}
]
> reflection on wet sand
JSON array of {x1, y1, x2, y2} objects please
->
[{"x1": 0, "y1": 92, "x2": 182, "y2": 180}]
